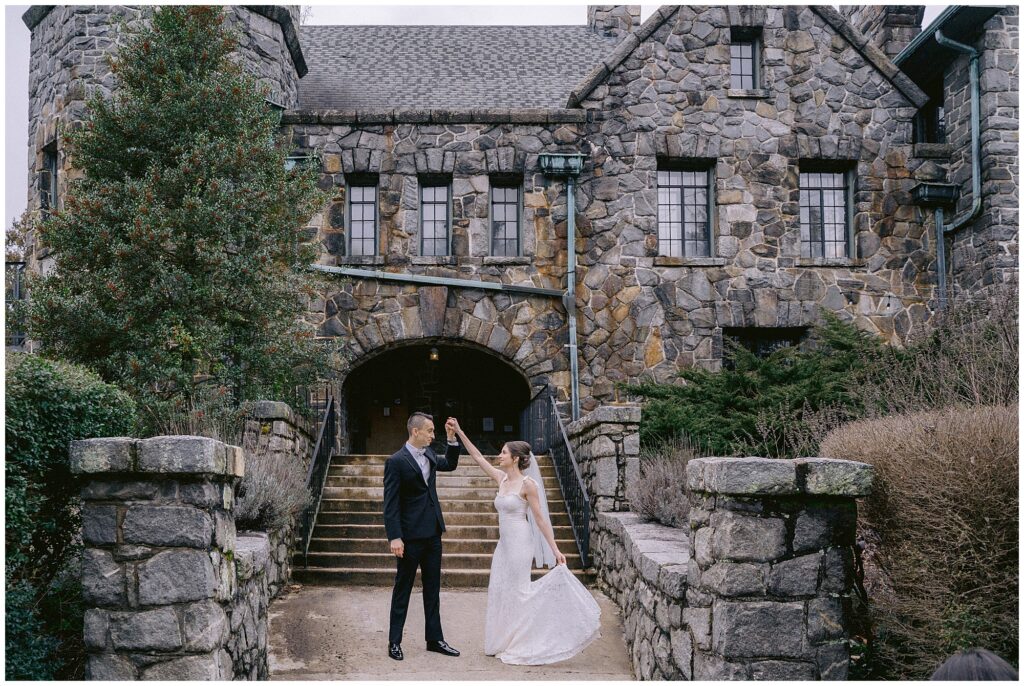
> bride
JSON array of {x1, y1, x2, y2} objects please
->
[{"x1": 445, "y1": 418, "x2": 601, "y2": 665}]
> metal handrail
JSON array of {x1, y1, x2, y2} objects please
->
[
  {"x1": 299, "y1": 393, "x2": 336, "y2": 567},
  {"x1": 548, "y1": 394, "x2": 591, "y2": 566}
]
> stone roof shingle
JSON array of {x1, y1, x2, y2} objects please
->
[{"x1": 297, "y1": 24, "x2": 618, "y2": 110}]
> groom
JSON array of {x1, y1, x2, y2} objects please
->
[{"x1": 382, "y1": 411, "x2": 462, "y2": 661}]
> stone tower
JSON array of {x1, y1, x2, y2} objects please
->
[{"x1": 21, "y1": 5, "x2": 306, "y2": 274}]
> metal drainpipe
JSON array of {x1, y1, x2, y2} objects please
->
[
  {"x1": 934, "y1": 30, "x2": 983, "y2": 233},
  {"x1": 935, "y1": 206, "x2": 948, "y2": 310},
  {"x1": 566, "y1": 174, "x2": 581, "y2": 421}
]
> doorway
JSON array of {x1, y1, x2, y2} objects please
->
[{"x1": 344, "y1": 343, "x2": 532, "y2": 455}]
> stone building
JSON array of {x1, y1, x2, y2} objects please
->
[{"x1": 20, "y1": 5, "x2": 1019, "y2": 452}]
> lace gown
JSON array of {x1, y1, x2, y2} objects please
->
[{"x1": 483, "y1": 476, "x2": 602, "y2": 665}]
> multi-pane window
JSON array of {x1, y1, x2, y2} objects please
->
[
  {"x1": 420, "y1": 184, "x2": 450, "y2": 256},
  {"x1": 347, "y1": 184, "x2": 377, "y2": 257},
  {"x1": 657, "y1": 168, "x2": 712, "y2": 257},
  {"x1": 730, "y1": 28, "x2": 761, "y2": 89},
  {"x1": 490, "y1": 184, "x2": 520, "y2": 256},
  {"x1": 799, "y1": 171, "x2": 850, "y2": 258},
  {"x1": 40, "y1": 143, "x2": 58, "y2": 219}
]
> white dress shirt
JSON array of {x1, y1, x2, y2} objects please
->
[{"x1": 405, "y1": 439, "x2": 460, "y2": 484}]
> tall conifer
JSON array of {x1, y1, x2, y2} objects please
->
[{"x1": 28, "y1": 6, "x2": 329, "y2": 431}]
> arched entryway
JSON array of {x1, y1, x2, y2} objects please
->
[{"x1": 343, "y1": 342, "x2": 532, "y2": 455}]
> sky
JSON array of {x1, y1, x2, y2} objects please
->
[{"x1": 4, "y1": 3, "x2": 941, "y2": 231}]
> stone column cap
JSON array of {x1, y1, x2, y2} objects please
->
[
  {"x1": 71, "y1": 436, "x2": 245, "y2": 479},
  {"x1": 686, "y1": 456, "x2": 873, "y2": 497},
  {"x1": 567, "y1": 403, "x2": 642, "y2": 434}
]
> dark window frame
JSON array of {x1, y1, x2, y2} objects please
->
[
  {"x1": 40, "y1": 141, "x2": 58, "y2": 220},
  {"x1": 346, "y1": 178, "x2": 379, "y2": 257},
  {"x1": 489, "y1": 177, "x2": 523, "y2": 257},
  {"x1": 419, "y1": 177, "x2": 452, "y2": 257},
  {"x1": 798, "y1": 163, "x2": 855, "y2": 259},
  {"x1": 730, "y1": 27, "x2": 762, "y2": 90},
  {"x1": 656, "y1": 160, "x2": 716, "y2": 258}
]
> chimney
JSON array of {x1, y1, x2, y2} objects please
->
[
  {"x1": 840, "y1": 5, "x2": 925, "y2": 60},
  {"x1": 587, "y1": 5, "x2": 641, "y2": 41}
]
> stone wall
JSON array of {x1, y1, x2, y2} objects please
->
[
  {"x1": 72, "y1": 434, "x2": 298, "y2": 680},
  {"x1": 944, "y1": 7, "x2": 1019, "y2": 296},
  {"x1": 226, "y1": 525, "x2": 294, "y2": 680},
  {"x1": 242, "y1": 400, "x2": 314, "y2": 480},
  {"x1": 592, "y1": 456, "x2": 874, "y2": 681},
  {"x1": 566, "y1": 404, "x2": 641, "y2": 512}
]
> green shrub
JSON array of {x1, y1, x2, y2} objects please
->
[
  {"x1": 820, "y1": 405, "x2": 1018, "y2": 679},
  {"x1": 631, "y1": 436, "x2": 698, "y2": 528},
  {"x1": 628, "y1": 312, "x2": 880, "y2": 456},
  {"x1": 5, "y1": 352, "x2": 135, "y2": 679},
  {"x1": 5, "y1": 352, "x2": 137, "y2": 578}
]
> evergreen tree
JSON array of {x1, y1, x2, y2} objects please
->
[{"x1": 27, "y1": 6, "x2": 330, "y2": 432}]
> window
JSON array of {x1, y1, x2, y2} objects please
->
[
  {"x1": 490, "y1": 182, "x2": 521, "y2": 256},
  {"x1": 914, "y1": 91, "x2": 946, "y2": 144},
  {"x1": 799, "y1": 169, "x2": 852, "y2": 259},
  {"x1": 722, "y1": 327, "x2": 807, "y2": 368},
  {"x1": 347, "y1": 183, "x2": 377, "y2": 257},
  {"x1": 40, "y1": 142, "x2": 58, "y2": 219},
  {"x1": 420, "y1": 182, "x2": 451, "y2": 256},
  {"x1": 657, "y1": 166, "x2": 713, "y2": 257},
  {"x1": 730, "y1": 28, "x2": 761, "y2": 89}
]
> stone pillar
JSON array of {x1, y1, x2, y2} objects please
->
[
  {"x1": 686, "y1": 457, "x2": 874, "y2": 680},
  {"x1": 72, "y1": 436, "x2": 244, "y2": 680},
  {"x1": 567, "y1": 404, "x2": 641, "y2": 512}
]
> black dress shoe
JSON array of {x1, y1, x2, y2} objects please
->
[
  {"x1": 388, "y1": 642, "x2": 403, "y2": 661},
  {"x1": 426, "y1": 640, "x2": 460, "y2": 657}
]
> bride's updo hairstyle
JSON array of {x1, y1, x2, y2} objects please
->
[{"x1": 505, "y1": 441, "x2": 532, "y2": 470}]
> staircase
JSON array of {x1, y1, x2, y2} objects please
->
[{"x1": 293, "y1": 453, "x2": 595, "y2": 587}]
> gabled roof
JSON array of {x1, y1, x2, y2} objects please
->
[
  {"x1": 297, "y1": 24, "x2": 618, "y2": 110},
  {"x1": 565, "y1": 5, "x2": 928, "y2": 109}
]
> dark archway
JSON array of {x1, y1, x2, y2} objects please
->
[{"x1": 343, "y1": 342, "x2": 532, "y2": 455}]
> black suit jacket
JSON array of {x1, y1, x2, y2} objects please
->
[{"x1": 383, "y1": 442, "x2": 461, "y2": 542}]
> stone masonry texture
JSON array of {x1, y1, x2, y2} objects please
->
[{"x1": 593, "y1": 454, "x2": 873, "y2": 680}]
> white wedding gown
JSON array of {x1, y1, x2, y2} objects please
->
[{"x1": 483, "y1": 475, "x2": 602, "y2": 665}]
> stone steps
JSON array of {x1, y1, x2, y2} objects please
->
[
  {"x1": 292, "y1": 566, "x2": 595, "y2": 588},
  {"x1": 310, "y1": 523, "x2": 576, "y2": 540},
  {"x1": 299, "y1": 453, "x2": 589, "y2": 587},
  {"x1": 324, "y1": 474, "x2": 563, "y2": 489},
  {"x1": 314, "y1": 509, "x2": 574, "y2": 527},
  {"x1": 306, "y1": 536, "x2": 578, "y2": 554},
  {"x1": 298, "y1": 551, "x2": 587, "y2": 570}
]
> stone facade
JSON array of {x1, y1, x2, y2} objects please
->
[
  {"x1": 22, "y1": 5, "x2": 1018, "y2": 429},
  {"x1": 593, "y1": 455, "x2": 874, "y2": 680},
  {"x1": 72, "y1": 435, "x2": 295, "y2": 681},
  {"x1": 943, "y1": 8, "x2": 1019, "y2": 296}
]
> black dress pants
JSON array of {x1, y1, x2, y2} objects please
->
[{"x1": 388, "y1": 534, "x2": 444, "y2": 644}]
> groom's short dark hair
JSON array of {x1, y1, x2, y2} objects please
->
[{"x1": 407, "y1": 412, "x2": 433, "y2": 434}]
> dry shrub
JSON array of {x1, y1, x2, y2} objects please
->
[
  {"x1": 234, "y1": 438, "x2": 310, "y2": 533},
  {"x1": 820, "y1": 404, "x2": 1019, "y2": 678},
  {"x1": 859, "y1": 286, "x2": 1018, "y2": 415},
  {"x1": 632, "y1": 436, "x2": 698, "y2": 528}
]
